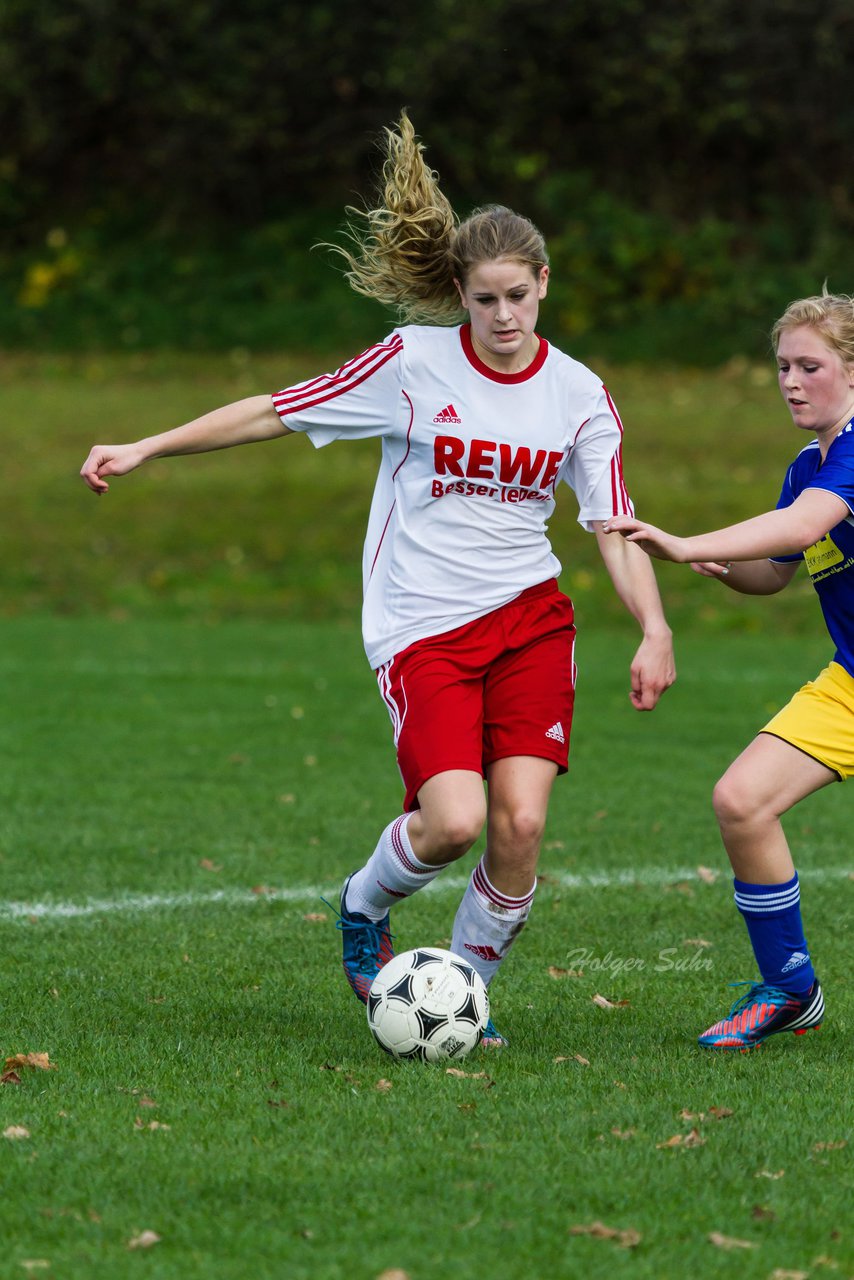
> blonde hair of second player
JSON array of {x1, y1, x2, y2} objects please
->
[
  {"x1": 329, "y1": 111, "x2": 549, "y2": 324},
  {"x1": 772, "y1": 290, "x2": 854, "y2": 365}
]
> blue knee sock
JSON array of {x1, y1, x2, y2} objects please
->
[{"x1": 733, "y1": 873, "x2": 815, "y2": 996}]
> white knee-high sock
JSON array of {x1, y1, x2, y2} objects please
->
[
  {"x1": 450, "y1": 855, "x2": 536, "y2": 986},
  {"x1": 344, "y1": 814, "x2": 450, "y2": 921}
]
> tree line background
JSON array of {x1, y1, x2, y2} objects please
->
[{"x1": 2, "y1": 0, "x2": 853, "y2": 363}]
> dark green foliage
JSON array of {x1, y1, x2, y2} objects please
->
[
  {"x1": 4, "y1": 0, "x2": 854, "y2": 230},
  {"x1": 2, "y1": 1, "x2": 853, "y2": 360}
]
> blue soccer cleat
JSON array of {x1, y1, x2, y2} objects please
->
[
  {"x1": 698, "y1": 978, "x2": 824, "y2": 1052},
  {"x1": 331, "y1": 874, "x2": 395, "y2": 1004},
  {"x1": 480, "y1": 1016, "x2": 508, "y2": 1048}
]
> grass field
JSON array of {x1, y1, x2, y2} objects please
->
[
  {"x1": 0, "y1": 615, "x2": 851, "y2": 1279},
  {"x1": 0, "y1": 352, "x2": 850, "y2": 1276}
]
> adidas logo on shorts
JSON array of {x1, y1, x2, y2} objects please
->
[{"x1": 545, "y1": 721, "x2": 565, "y2": 744}]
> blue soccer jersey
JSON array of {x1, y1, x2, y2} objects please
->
[{"x1": 771, "y1": 419, "x2": 854, "y2": 677}]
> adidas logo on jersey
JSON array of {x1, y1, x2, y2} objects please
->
[
  {"x1": 433, "y1": 403, "x2": 462, "y2": 424},
  {"x1": 545, "y1": 721, "x2": 565, "y2": 744}
]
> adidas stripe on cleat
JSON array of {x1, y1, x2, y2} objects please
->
[
  {"x1": 329, "y1": 874, "x2": 395, "y2": 1004},
  {"x1": 698, "y1": 978, "x2": 824, "y2": 1052}
]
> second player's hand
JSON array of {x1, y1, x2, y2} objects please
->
[
  {"x1": 80, "y1": 442, "x2": 148, "y2": 494},
  {"x1": 603, "y1": 515, "x2": 687, "y2": 563},
  {"x1": 691, "y1": 560, "x2": 731, "y2": 579}
]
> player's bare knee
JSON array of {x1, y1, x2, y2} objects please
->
[
  {"x1": 713, "y1": 771, "x2": 767, "y2": 829},
  {"x1": 490, "y1": 805, "x2": 546, "y2": 856},
  {"x1": 423, "y1": 806, "x2": 485, "y2": 860}
]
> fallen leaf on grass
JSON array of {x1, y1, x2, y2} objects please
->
[
  {"x1": 127, "y1": 1230, "x2": 161, "y2": 1250},
  {"x1": 3, "y1": 1126, "x2": 30, "y2": 1141},
  {"x1": 548, "y1": 966, "x2": 583, "y2": 979},
  {"x1": 375, "y1": 1079, "x2": 393, "y2": 1092},
  {"x1": 554, "y1": 1054, "x2": 590, "y2": 1066},
  {"x1": 679, "y1": 1106, "x2": 733, "y2": 1123},
  {"x1": 303, "y1": 912, "x2": 327, "y2": 923},
  {"x1": 696, "y1": 866, "x2": 719, "y2": 884},
  {"x1": 376, "y1": 1270, "x2": 411, "y2": 1280},
  {"x1": 18, "y1": 1261, "x2": 51, "y2": 1272},
  {"x1": 446, "y1": 1068, "x2": 489, "y2": 1079},
  {"x1": 133, "y1": 1118, "x2": 171, "y2": 1131},
  {"x1": 682, "y1": 938, "x2": 713, "y2": 948},
  {"x1": 5, "y1": 1053, "x2": 56, "y2": 1073},
  {"x1": 569, "y1": 1220, "x2": 641, "y2": 1249},
  {"x1": 812, "y1": 1140, "x2": 847, "y2": 1152},
  {"x1": 751, "y1": 1205, "x2": 775, "y2": 1221},
  {"x1": 198, "y1": 858, "x2": 222, "y2": 872},
  {"x1": 657, "y1": 1128, "x2": 706, "y2": 1150},
  {"x1": 267, "y1": 1099, "x2": 290, "y2": 1108},
  {"x1": 1, "y1": 1071, "x2": 22, "y2": 1086},
  {"x1": 708, "y1": 1231, "x2": 756, "y2": 1250},
  {"x1": 611, "y1": 1128, "x2": 636, "y2": 1140},
  {"x1": 769, "y1": 1270, "x2": 809, "y2": 1280},
  {"x1": 755, "y1": 1169, "x2": 785, "y2": 1180},
  {"x1": 592, "y1": 994, "x2": 630, "y2": 1010}
]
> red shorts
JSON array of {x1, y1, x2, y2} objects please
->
[{"x1": 376, "y1": 580, "x2": 576, "y2": 811}]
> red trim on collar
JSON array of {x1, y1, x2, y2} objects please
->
[{"x1": 459, "y1": 323, "x2": 549, "y2": 383}]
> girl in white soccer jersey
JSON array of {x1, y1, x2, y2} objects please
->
[
  {"x1": 81, "y1": 113, "x2": 675, "y2": 1045},
  {"x1": 607, "y1": 290, "x2": 854, "y2": 1051}
]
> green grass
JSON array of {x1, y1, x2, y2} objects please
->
[
  {"x1": 0, "y1": 616, "x2": 851, "y2": 1279},
  {"x1": 0, "y1": 352, "x2": 850, "y2": 1275}
]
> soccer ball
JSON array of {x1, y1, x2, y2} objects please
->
[{"x1": 366, "y1": 947, "x2": 489, "y2": 1062}]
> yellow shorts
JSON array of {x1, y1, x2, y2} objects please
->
[{"x1": 761, "y1": 661, "x2": 854, "y2": 780}]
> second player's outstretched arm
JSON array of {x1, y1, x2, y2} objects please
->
[
  {"x1": 604, "y1": 488, "x2": 849, "y2": 564},
  {"x1": 691, "y1": 557, "x2": 800, "y2": 594},
  {"x1": 80, "y1": 395, "x2": 289, "y2": 493}
]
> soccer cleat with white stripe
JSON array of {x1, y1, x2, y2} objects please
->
[{"x1": 698, "y1": 978, "x2": 824, "y2": 1052}]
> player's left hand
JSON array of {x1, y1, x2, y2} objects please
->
[{"x1": 629, "y1": 630, "x2": 676, "y2": 711}]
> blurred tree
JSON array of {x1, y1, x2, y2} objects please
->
[{"x1": 1, "y1": 0, "x2": 853, "y2": 239}]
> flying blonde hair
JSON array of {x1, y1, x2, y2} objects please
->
[
  {"x1": 327, "y1": 112, "x2": 549, "y2": 325},
  {"x1": 772, "y1": 289, "x2": 854, "y2": 365}
]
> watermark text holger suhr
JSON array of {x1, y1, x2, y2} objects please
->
[{"x1": 565, "y1": 947, "x2": 714, "y2": 978}]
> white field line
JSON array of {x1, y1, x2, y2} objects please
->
[{"x1": 0, "y1": 865, "x2": 850, "y2": 925}]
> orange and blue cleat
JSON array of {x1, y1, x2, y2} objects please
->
[
  {"x1": 698, "y1": 978, "x2": 824, "y2": 1052},
  {"x1": 330, "y1": 875, "x2": 395, "y2": 1004}
]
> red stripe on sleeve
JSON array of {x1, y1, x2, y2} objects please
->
[{"x1": 272, "y1": 335, "x2": 403, "y2": 418}]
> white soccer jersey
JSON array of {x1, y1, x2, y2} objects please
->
[{"x1": 272, "y1": 324, "x2": 633, "y2": 668}]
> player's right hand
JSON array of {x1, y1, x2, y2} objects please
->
[
  {"x1": 79, "y1": 443, "x2": 146, "y2": 493},
  {"x1": 690, "y1": 561, "x2": 731, "y2": 579}
]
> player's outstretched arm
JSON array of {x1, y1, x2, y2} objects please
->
[
  {"x1": 604, "y1": 489, "x2": 848, "y2": 596},
  {"x1": 604, "y1": 489, "x2": 849, "y2": 564},
  {"x1": 80, "y1": 395, "x2": 290, "y2": 493}
]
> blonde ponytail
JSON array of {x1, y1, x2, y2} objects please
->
[
  {"x1": 326, "y1": 112, "x2": 461, "y2": 324},
  {"x1": 325, "y1": 112, "x2": 551, "y2": 325}
]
